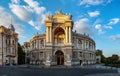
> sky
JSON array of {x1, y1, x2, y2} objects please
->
[{"x1": 0, "y1": 0, "x2": 120, "y2": 57}]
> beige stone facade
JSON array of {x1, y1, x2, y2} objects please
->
[
  {"x1": 0, "y1": 25, "x2": 18, "y2": 65},
  {"x1": 23, "y1": 10, "x2": 96, "y2": 66}
]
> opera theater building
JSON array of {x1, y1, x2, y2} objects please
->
[{"x1": 23, "y1": 10, "x2": 96, "y2": 66}]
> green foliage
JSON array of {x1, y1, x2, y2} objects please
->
[
  {"x1": 96, "y1": 49, "x2": 119, "y2": 67},
  {"x1": 96, "y1": 49, "x2": 102, "y2": 56},
  {"x1": 111, "y1": 54, "x2": 119, "y2": 61},
  {"x1": 96, "y1": 49, "x2": 106, "y2": 63},
  {"x1": 105, "y1": 55, "x2": 120, "y2": 67},
  {"x1": 18, "y1": 43, "x2": 25, "y2": 64}
]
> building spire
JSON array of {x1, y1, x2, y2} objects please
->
[
  {"x1": 11, "y1": 15, "x2": 12, "y2": 25},
  {"x1": 8, "y1": 15, "x2": 15, "y2": 31}
]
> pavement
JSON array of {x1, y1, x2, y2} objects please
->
[
  {"x1": 85, "y1": 73, "x2": 120, "y2": 76},
  {"x1": 0, "y1": 64, "x2": 120, "y2": 76}
]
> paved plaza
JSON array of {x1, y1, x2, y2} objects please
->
[{"x1": 0, "y1": 65, "x2": 120, "y2": 76}]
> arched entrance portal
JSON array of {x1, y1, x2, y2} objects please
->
[{"x1": 55, "y1": 50, "x2": 64, "y2": 65}]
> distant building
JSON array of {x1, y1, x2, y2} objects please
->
[
  {"x1": 23, "y1": 10, "x2": 96, "y2": 66},
  {"x1": 0, "y1": 25, "x2": 18, "y2": 65}
]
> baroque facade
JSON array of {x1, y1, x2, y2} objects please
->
[
  {"x1": 24, "y1": 10, "x2": 96, "y2": 66},
  {"x1": 0, "y1": 25, "x2": 18, "y2": 65}
]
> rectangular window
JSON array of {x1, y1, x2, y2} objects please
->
[
  {"x1": 79, "y1": 52, "x2": 82, "y2": 57},
  {"x1": 9, "y1": 39, "x2": 10, "y2": 45},
  {"x1": 13, "y1": 40, "x2": 14, "y2": 45},
  {"x1": 6, "y1": 39, "x2": 7, "y2": 45},
  {"x1": 73, "y1": 52, "x2": 77, "y2": 58}
]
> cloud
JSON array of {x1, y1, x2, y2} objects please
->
[
  {"x1": 11, "y1": 0, "x2": 20, "y2": 4},
  {"x1": 103, "y1": 25, "x2": 112, "y2": 29},
  {"x1": 108, "y1": 18, "x2": 120, "y2": 25},
  {"x1": 9, "y1": 0, "x2": 46, "y2": 30},
  {"x1": 95, "y1": 18, "x2": 120, "y2": 34},
  {"x1": 95, "y1": 24, "x2": 105, "y2": 34},
  {"x1": 73, "y1": 18, "x2": 93, "y2": 35},
  {"x1": 110, "y1": 34, "x2": 120, "y2": 40},
  {"x1": 24, "y1": 0, "x2": 45, "y2": 15},
  {"x1": 0, "y1": 6, "x2": 24, "y2": 38},
  {"x1": 88, "y1": 11, "x2": 100, "y2": 17},
  {"x1": 9, "y1": 4, "x2": 32, "y2": 21},
  {"x1": 103, "y1": 18, "x2": 120, "y2": 29},
  {"x1": 79, "y1": 0, "x2": 112, "y2": 6},
  {"x1": 28, "y1": 20, "x2": 42, "y2": 30}
]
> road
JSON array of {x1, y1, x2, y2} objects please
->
[{"x1": 0, "y1": 66, "x2": 119, "y2": 76}]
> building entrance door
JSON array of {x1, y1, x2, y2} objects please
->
[{"x1": 55, "y1": 50, "x2": 64, "y2": 65}]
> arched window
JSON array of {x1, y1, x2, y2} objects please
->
[
  {"x1": 40, "y1": 39, "x2": 44, "y2": 48},
  {"x1": 13, "y1": 40, "x2": 14, "y2": 45},
  {"x1": 89, "y1": 43, "x2": 92, "y2": 51},
  {"x1": 77, "y1": 39, "x2": 82, "y2": 49}
]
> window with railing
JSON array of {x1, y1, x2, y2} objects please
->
[
  {"x1": 54, "y1": 37, "x2": 64, "y2": 45},
  {"x1": 58, "y1": 38, "x2": 64, "y2": 44}
]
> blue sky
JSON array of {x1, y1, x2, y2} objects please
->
[{"x1": 0, "y1": 0, "x2": 120, "y2": 57}]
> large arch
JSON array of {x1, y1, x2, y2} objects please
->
[{"x1": 54, "y1": 27, "x2": 65, "y2": 44}]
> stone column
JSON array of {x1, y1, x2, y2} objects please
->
[
  {"x1": 93, "y1": 45, "x2": 95, "y2": 51},
  {"x1": 66, "y1": 27, "x2": 68, "y2": 43},
  {"x1": 46, "y1": 27, "x2": 48, "y2": 43},
  {"x1": 82, "y1": 40, "x2": 83, "y2": 50},
  {"x1": 69, "y1": 26, "x2": 71, "y2": 43},
  {"x1": 87, "y1": 41, "x2": 89, "y2": 50},
  {"x1": 50, "y1": 27, "x2": 52, "y2": 43},
  {"x1": 37, "y1": 40, "x2": 39, "y2": 49},
  {"x1": 90, "y1": 43, "x2": 91, "y2": 51},
  {"x1": 48, "y1": 27, "x2": 50, "y2": 42},
  {"x1": 42, "y1": 52, "x2": 44, "y2": 58},
  {"x1": 84, "y1": 40, "x2": 86, "y2": 50},
  {"x1": 86, "y1": 41, "x2": 87, "y2": 50},
  {"x1": 92, "y1": 45, "x2": 94, "y2": 51},
  {"x1": 77, "y1": 39, "x2": 78, "y2": 48},
  {"x1": 44, "y1": 39, "x2": 45, "y2": 48},
  {"x1": 39, "y1": 40, "x2": 40, "y2": 49}
]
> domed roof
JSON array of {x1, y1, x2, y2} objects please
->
[{"x1": 8, "y1": 24, "x2": 15, "y2": 31}]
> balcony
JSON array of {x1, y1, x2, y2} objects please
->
[{"x1": 53, "y1": 43, "x2": 64, "y2": 46}]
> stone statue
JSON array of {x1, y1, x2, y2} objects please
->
[
  {"x1": 66, "y1": 54, "x2": 71, "y2": 62},
  {"x1": 47, "y1": 54, "x2": 51, "y2": 62},
  {"x1": 67, "y1": 14, "x2": 71, "y2": 20},
  {"x1": 46, "y1": 14, "x2": 53, "y2": 20},
  {"x1": 55, "y1": 9, "x2": 63, "y2": 15},
  {"x1": 45, "y1": 54, "x2": 51, "y2": 66}
]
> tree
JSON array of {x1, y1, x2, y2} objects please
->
[
  {"x1": 105, "y1": 54, "x2": 119, "y2": 67},
  {"x1": 18, "y1": 43, "x2": 25, "y2": 64},
  {"x1": 96, "y1": 49, "x2": 102, "y2": 56},
  {"x1": 111, "y1": 54, "x2": 119, "y2": 61},
  {"x1": 105, "y1": 57, "x2": 112, "y2": 64},
  {"x1": 96, "y1": 49, "x2": 106, "y2": 63}
]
